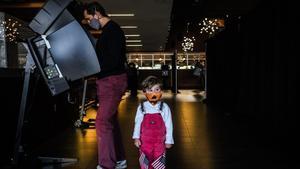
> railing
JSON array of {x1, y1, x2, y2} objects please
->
[{"x1": 127, "y1": 52, "x2": 206, "y2": 70}]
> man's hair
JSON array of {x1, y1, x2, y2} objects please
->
[
  {"x1": 141, "y1": 76, "x2": 162, "y2": 92},
  {"x1": 84, "y1": 1, "x2": 108, "y2": 17}
]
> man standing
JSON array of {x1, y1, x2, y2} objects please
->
[{"x1": 83, "y1": 2, "x2": 127, "y2": 169}]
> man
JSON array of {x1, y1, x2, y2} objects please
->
[{"x1": 83, "y1": 2, "x2": 127, "y2": 169}]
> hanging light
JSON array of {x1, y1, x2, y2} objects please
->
[
  {"x1": 0, "y1": 18, "x2": 22, "y2": 42},
  {"x1": 181, "y1": 22, "x2": 196, "y2": 52},
  {"x1": 198, "y1": 18, "x2": 219, "y2": 35},
  {"x1": 181, "y1": 36, "x2": 195, "y2": 52}
]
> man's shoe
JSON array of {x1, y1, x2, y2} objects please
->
[
  {"x1": 96, "y1": 160, "x2": 127, "y2": 169},
  {"x1": 116, "y1": 160, "x2": 127, "y2": 169}
]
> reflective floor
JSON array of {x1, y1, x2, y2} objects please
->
[{"x1": 11, "y1": 90, "x2": 295, "y2": 169}]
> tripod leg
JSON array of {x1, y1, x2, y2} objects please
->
[
  {"x1": 75, "y1": 79, "x2": 88, "y2": 128},
  {"x1": 37, "y1": 156, "x2": 78, "y2": 169},
  {"x1": 37, "y1": 156, "x2": 78, "y2": 164},
  {"x1": 12, "y1": 52, "x2": 33, "y2": 165}
]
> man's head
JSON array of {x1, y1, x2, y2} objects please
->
[
  {"x1": 83, "y1": 2, "x2": 108, "y2": 30},
  {"x1": 142, "y1": 76, "x2": 162, "y2": 105}
]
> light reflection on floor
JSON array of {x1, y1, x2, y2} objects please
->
[
  {"x1": 35, "y1": 89, "x2": 211, "y2": 169},
  {"x1": 123, "y1": 89, "x2": 206, "y2": 102}
]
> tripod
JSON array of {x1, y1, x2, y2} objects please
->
[{"x1": 11, "y1": 40, "x2": 78, "y2": 168}]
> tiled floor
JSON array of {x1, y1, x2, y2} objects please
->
[{"x1": 9, "y1": 90, "x2": 295, "y2": 169}]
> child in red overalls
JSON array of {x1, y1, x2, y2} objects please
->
[{"x1": 133, "y1": 76, "x2": 174, "y2": 169}]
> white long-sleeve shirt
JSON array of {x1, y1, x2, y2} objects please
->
[{"x1": 132, "y1": 101, "x2": 174, "y2": 144}]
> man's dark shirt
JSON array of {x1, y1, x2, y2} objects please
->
[{"x1": 95, "y1": 20, "x2": 127, "y2": 79}]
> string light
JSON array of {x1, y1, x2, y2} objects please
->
[
  {"x1": 181, "y1": 36, "x2": 195, "y2": 52},
  {"x1": 0, "y1": 18, "x2": 22, "y2": 42},
  {"x1": 198, "y1": 18, "x2": 219, "y2": 35},
  {"x1": 181, "y1": 22, "x2": 195, "y2": 52}
]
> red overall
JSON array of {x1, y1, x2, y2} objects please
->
[{"x1": 140, "y1": 113, "x2": 166, "y2": 169}]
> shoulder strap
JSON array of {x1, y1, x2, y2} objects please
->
[
  {"x1": 159, "y1": 101, "x2": 164, "y2": 111},
  {"x1": 140, "y1": 101, "x2": 145, "y2": 114}
]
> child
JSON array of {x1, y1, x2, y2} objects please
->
[{"x1": 132, "y1": 76, "x2": 174, "y2": 169}]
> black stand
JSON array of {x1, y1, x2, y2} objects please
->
[
  {"x1": 74, "y1": 79, "x2": 96, "y2": 128},
  {"x1": 11, "y1": 40, "x2": 78, "y2": 168},
  {"x1": 11, "y1": 43, "x2": 33, "y2": 166}
]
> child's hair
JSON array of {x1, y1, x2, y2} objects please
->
[{"x1": 141, "y1": 76, "x2": 162, "y2": 92}]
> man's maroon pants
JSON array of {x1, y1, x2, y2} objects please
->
[{"x1": 96, "y1": 73, "x2": 127, "y2": 169}]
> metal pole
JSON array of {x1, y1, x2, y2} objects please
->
[
  {"x1": 12, "y1": 42, "x2": 34, "y2": 165},
  {"x1": 80, "y1": 79, "x2": 88, "y2": 120},
  {"x1": 171, "y1": 50, "x2": 178, "y2": 93}
]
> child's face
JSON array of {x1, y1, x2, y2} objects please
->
[{"x1": 144, "y1": 84, "x2": 162, "y2": 104}]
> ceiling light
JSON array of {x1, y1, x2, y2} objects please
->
[
  {"x1": 199, "y1": 18, "x2": 222, "y2": 35},
  {"x1": 126, "y1": 44, "x2": 143, "y2": 47},
  {"x1": 121, "y1": 26, "x2": 138, "y2": 29},
  {"x1": 126, "y1": 40, "x2": 141, "y2": 43},
  {"x1": 125, "y1": 34, "x2": 140, "y2": 37},
  {"x1": 0, "y1": 18, "x2": 22, "y2": 43},
  {"x1": 181, "y1": 36, "x2": 195, "y2": 52},
  {"x1": 108, "y1": 14, "x2": 135, "y2": 17},
  {"x1": 181, "y1": 22, "x2": 195, "y2": 52}
]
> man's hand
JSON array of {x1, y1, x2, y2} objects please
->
[
  {"x1": 165, "y1": 144, "x2": 172, "y2": 148},
  {"x1": 134, "y1": 139, "x2": 141, "y2": 148}
]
